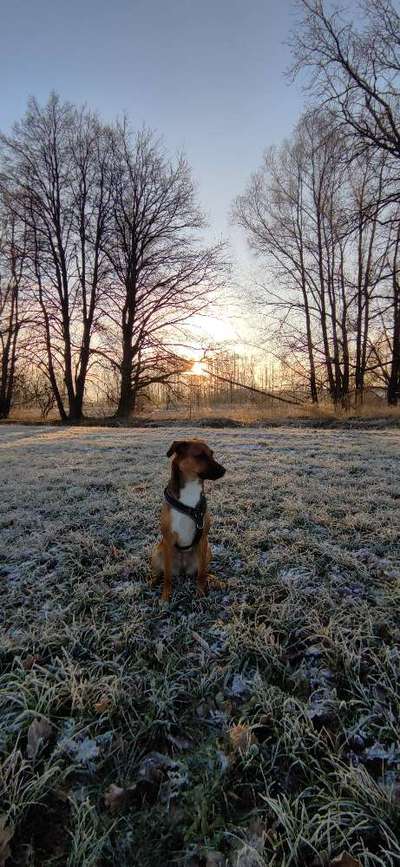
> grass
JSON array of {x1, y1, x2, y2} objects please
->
[
  {"x1": 0, "y1": 424, "x2": 400, "y2": 866},
  {"x1": 7, "y1": 399, "x2": 400, "y2": 428}
]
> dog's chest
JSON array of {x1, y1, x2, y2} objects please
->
[{"x1": 171, "y1": 480, "x2": 202, "y2": 547}]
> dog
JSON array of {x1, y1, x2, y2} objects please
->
[{"x1": 150, "y1": 439, "x2": 226, "y2": 603}]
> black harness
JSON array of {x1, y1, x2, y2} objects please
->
[{"x1": 164, "y1": 486, "x2": 207, "y2": 550}]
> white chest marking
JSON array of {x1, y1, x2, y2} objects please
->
[{"x1": 171, "y1": 480, "x2": 202, "y2": 548}]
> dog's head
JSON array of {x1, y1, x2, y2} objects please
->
[{"x1": 167, "y1": 439, "x2": 226, "y2": 482}]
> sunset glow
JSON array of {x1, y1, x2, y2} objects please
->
[{"x1": 189, "y1": 360, "x2": 208, "y2": 377}]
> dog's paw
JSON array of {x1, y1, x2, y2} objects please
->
[{"x1": 159, "y1": 593, "x2": 171, "y2": 608}]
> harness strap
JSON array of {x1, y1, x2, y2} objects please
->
[{"x1": 164, "y1": 486, "x2": 207, "y2": 550}]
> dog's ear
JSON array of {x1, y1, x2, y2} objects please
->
[{"x1": 166, "y1": 440, "x2": 188, "y2": 458}]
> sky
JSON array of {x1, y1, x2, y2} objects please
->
[{"x1": 0, "y1": 0, "x2": 306, "y2": 344}]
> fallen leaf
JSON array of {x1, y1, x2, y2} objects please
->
[
  {"x1": 0, "y1": 816, "x2": 14, "y2": 867},
  {"x1": 104, "y1": 784, "x2": 127, "y2": 814},
  {"x1": 94, "y1": 695, "x2": 111, "y2": 714},
  {"x1": 192, "y1": 630, "x2": 211, "y2": 651},
  {"x1": 227, "y1": 724, "x2": 257, "y2": 754},
  {"x1": 168, "y1": 801, "x2": 184, "y2": 824},
  {"x1": 216, "y1": 749, "x2": 230, "y2": 772},
  {"x1": 137, "y1": 752, "x2": 178, "y2": 783},
  {"x1": 54, "y1": 783, "x2": 72, "y2": 802},
  {"x1": 196, "y1": 701, "x2": 208, "y2": 718},
  {"x1": 230, "y1": 673, "x2": 250, "y2": 697},
  {"x1": 247, "y1": 817, "x2": 266, "y2": 851},
  {"x1": 27, "y1": 717, "x2": 52, "y2": 760},
  {"x1": 21, "y1": 655, "x2": 41, "y2": 671},
  {"x1": 110, "y1": 545, "x2": 121, "y2": 558},
  {"x1": 231, "y1": 845, "x2": 263, "y2": 867},
  {"x1": 167, "y1": 733, "x2": 192, "y2": 751},
  {"x1": 205, "y1": 851, "x2": 225, "y2": 866},
  {"x1": 60, "y1": 736, "x2": 99, "y2": 765},
  {"x1": 330, "y1": 854, "x2": 361, "y2": 867}
]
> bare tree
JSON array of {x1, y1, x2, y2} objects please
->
[
  {"x1": 0, "y1": 94, "x2": 113, "y2": 421},
  {"x1": 0, "y1": 210, "x2": 28, "y2": 418},
  {"x1": 234, "y1": 141, "x2": 319, "y2": 401},
  {"x1": 101, "y1": 126, "x2": 226, "y2": 418},
  {"x1": 349, "y1": 155, "x2": 389, "y2": 402},
  {"x1": 291, "y1": 1, "x2": 400, "y2": 402},
  {"x1": 234, "y1": 113, "x2": 347, "y2": 402},
  {"x1": 234, "y1": 110, "x2": 392, "y2": 405},
  {"x1": 291, "y1": 1, "x2": 400, "y2": 164},
  {"x1": 377, "y1": 214, "x2": 400, "y2": 404}
]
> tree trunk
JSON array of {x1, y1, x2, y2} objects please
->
[
  {"x1": 298, "y1": 227, "x2": 318, "y2": 403},
  {"x1": 67, "y1": 394, "x2": 84, "y2": 422},
  {"x1": 0, "y1": 396, "x2": 11, "y2": 419},
  {"x1": 116, "y1": 337, "x2": 135, "y2": 418},
  {"x1": 387, "y1": 304, "x2": 400, "y2": 405},
  {"x1": 354, "y1": 218, "x2": 364, "y2": 406},
  {"x1": 115, "y1": 277, "x2": 137, "y2": 418},
  {"x1": 116, "y1": 367, "x2": 135, "y2": 418},
  {"x1": 68, "y1": 331, "x2": 92, "y2": 421},
  {"x1": 387, "y1": 232, "x2": 400, "y2": 406}
]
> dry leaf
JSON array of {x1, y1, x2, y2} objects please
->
[
  {"x1": 0, "y1": 816, "x2": 14, "y2": 867},
  {"x1": 192, "y1": 631, "x2": 211, "y2": 652},
  {"x1": 205, "y1": 851, "x2": 225, "y2": 866},
  {"x1": 104, "y1": 784, "x2": 127, "y2": 814},
  {"x1": 167, "y1": 733, "x2": 192, "y2": 751},
  {"x1": 27, "y1": 717, "x2": 52, "y2": 760},
  {"x1": 137, "y1": 752, "x2": 178, "y2": 783},
  {"x1": 21, "y1": 655, "x2": 41, "y2": 671},
  {"x1": 227, "y1": 724, "x2": 257, "y2": 754},
  {"x1": 231, "y1": 846, "x2": 263, "y2": 867},
  {"x1": 330, "y1": 854, "x2": 361, "y2": 867},
  {"x1": 94, "y1": 695, "x2": 111, "y2": 714},
  {"x1": 247, "y1": 817, "x2": 266, "y2": 851}
]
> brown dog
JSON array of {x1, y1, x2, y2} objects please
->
[{"x1": 151, "y1": 439, "x2": 226, "y2": 603}]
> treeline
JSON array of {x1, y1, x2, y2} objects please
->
[
  {"x1": 148, "y1": 352, "x2": 279, "y2": 413},
  {"x1": 235, "y1": 0, "x2": 400, "y2": 407},
  {"x1": 0, "y1": 95, "x2": 225, "y2": 420},
  {"x1": 2, "y1": 1, "x2": 400, "y2": 421}
]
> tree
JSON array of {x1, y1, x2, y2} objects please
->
[
  {"x1": 291, "y1": 0, "x2": 400, "y2": 402},
  {"x1": 0, "y1": 210, "x2": 28, "y2": 418},
  {"x1": 0, "y1": 94, "x2": 113, "y2": 421},
  {"x1": 101, "y1": 126, "x2": 225, "y2": 418},
  {"x1": 376, "y1": 213, "x2": 400, "y2": 404},
  {"x1": 234, "y1": 112, "x2": 347, "y2": 402},
  {"x1": 234, "y1": 110, "x2": 391, "y2": 405},
  {"x1": 235, "y1": 137, "x2": 320, "y2": 402},
  {"x1": 291, "y1": 1, "x2": 400, "y2": 165}
]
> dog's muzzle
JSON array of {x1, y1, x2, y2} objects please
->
[{"x1": 200, "y1": 462, "x2": 226, "y2": 480}]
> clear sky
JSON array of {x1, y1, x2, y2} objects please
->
[
  {"x1": 0, "y1": 0, "x2": 305, "y2": 240},
  {"x1": 0, "y1": 0, "x2": 306, "y2": 343}
]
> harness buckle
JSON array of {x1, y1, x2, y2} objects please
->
[{"x1": 194, "y1": 513, "x2": 204, "y2": 531}]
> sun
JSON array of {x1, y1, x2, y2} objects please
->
[{"x1": 188, "y1": 360, "x2": 208, "y2": 377}]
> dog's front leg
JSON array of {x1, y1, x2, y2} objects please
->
[
  {"x1": 196, "y1": 534, "x2": 210, "y2": 597},
  {"x1": 161, "y1": 536, "x2": 173, "y2": 603}
]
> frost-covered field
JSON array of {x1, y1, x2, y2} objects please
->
[{"x1": 1, "y1": 424, "x2": 400, "y2": 867}]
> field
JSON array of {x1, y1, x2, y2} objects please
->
[{"x1": 1, "y1": 424, "x2": 400, "y2": 867}]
